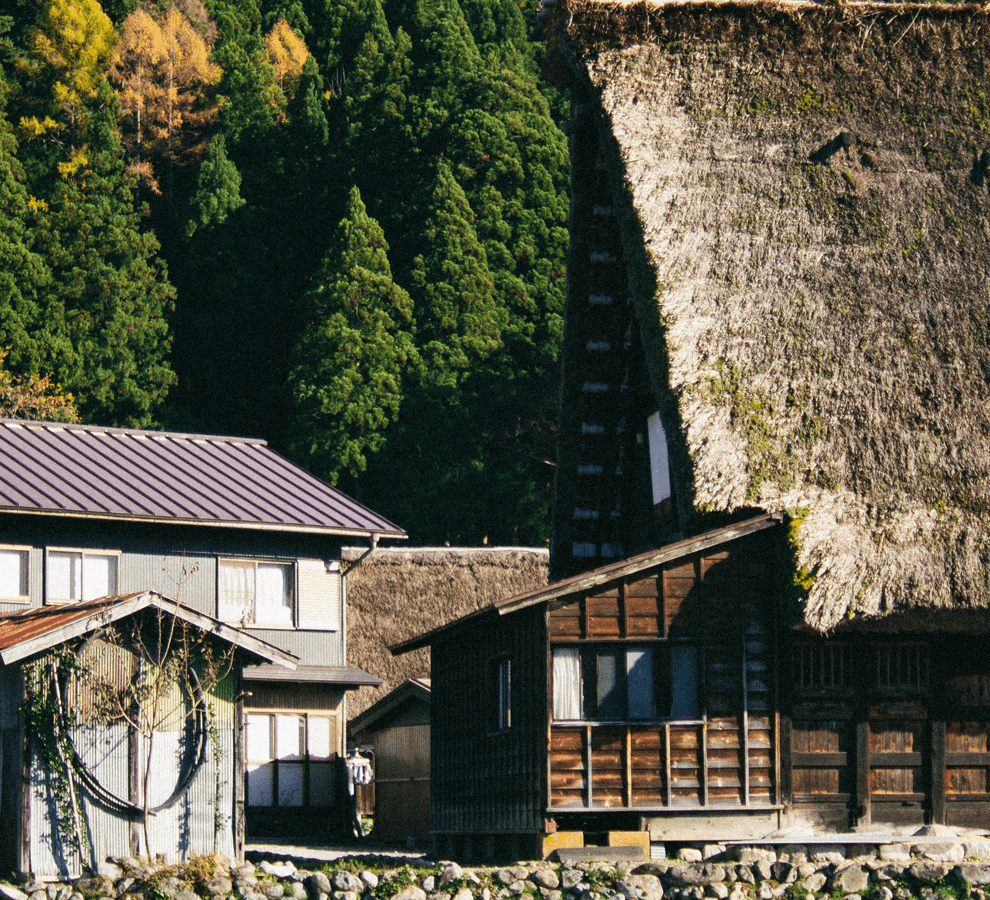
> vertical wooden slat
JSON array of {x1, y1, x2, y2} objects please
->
[
  {"x1": 585, "y1": 726, "x2": 593, "y2": 807},
  {"x1": 701, "y1": 722, "x2": 709, "y2": 806},
  {"x1": 661, "y1": 570, "x2": 668, "y2": 639},
  {"x1": 624, "y1": 727, "x2": 632, "y2": 808},
  {"x1": 664, "y1": 722, "x2": 672, "y2": 807},
  {"x1": 932, "y1": 720, "x2": 947, "y2": 825},
  {"x1": 855, "y1": 641, "x2": 871, "y2": 826},
  {"x1": 738, "y1": 561, "x2": 750, "y2": 807},
  {"x1": 620, "y1": 582, "x2": 628, "y2": 639}
]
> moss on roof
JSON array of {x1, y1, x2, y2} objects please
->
[{"x1": 548, "y1": 0, "x2": 990, "y2": 629}]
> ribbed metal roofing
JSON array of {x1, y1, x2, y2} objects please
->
[{"x1": 0, "y1": 419, "x2": 404, "y2": 537}]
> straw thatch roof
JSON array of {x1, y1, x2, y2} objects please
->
[
  {"x1": 545, "y1": 0, "x2": 990, "y2": 630},
  {"x1": 344, "y1": 547, "x2": 548, "y2": 717}
]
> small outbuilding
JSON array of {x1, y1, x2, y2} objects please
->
[
  {"x1": 0, "y1": 592, "x2": 295, "y2": 877},
  {"x1": 349, "y1": 678, "x2": 431, "y2": 845}
]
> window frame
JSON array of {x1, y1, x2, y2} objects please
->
[
  {"x1": 245, "y1": 710, "x2": 337, "y2": 809},
  {"x1": 0, "y1": 545, "x2": 31, "y2": 604},
  {"x1": 492, "y1": 656, "x2": 512, "y2": 733},
  {"x1": 217, "y1": 557, "x2": 296, "y2": 629},
  {"x1": 45, "y1": 547, "x2": 121, "y2": 605},
  {"x1": 551, "y1": 641, "x2": 704, "y2": 725}
]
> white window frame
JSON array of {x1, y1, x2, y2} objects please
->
[
  {"x1": 0, "y1": 545, "x2": 30, "y2": 604},
  {"x1": 217, "y1": 558, "x2": 295, "y2": 628},
  {"x1": 45, "y1": 548, "x2": 120, "y2": 604}
]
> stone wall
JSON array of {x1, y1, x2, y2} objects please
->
[{"x1": 6, "y1": 840, "x2": 990, "y2": 900}]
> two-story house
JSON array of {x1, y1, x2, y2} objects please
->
[{"x1": 0, "y1": 418, "x2": 404, "y2": 844}]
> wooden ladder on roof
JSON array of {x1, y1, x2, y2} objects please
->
[{"x1": 554, "y1": 99, "x2": 636, "y2": 577}]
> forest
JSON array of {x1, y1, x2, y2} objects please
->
[{"x1": 0, "y1": 0, "x2": 569, "y2": 545}]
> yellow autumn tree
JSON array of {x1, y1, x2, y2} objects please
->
[
  {"x1": 265, "y1": 17, "x2": 309, "y2": 99},
  {"x1": 110, "y1": 1, "x2": 220, "y2": 200},
  {"x1": 19, "y1": 0, "x2": 116, "y2": 138},
  {"x1": 0, "y1": 354, "x2": 78, "y2": 423}
]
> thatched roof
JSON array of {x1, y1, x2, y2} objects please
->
[
  {"x1": 545, "y1": 0, "x2": 990, "y2": 630},
  {"x1": 344, "y1": 547, "x2": 548, "y2": 717}
]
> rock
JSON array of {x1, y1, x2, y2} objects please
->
[
  {"x1": 801, "y1": 874, "x2": 827, "y2": 893},
  {"x1": 751, "y1": 861, "x2": 773, "y2": 883},
  {"x1": 770, "y1": 863, "x2": 796, "y2": 884},
  {"x1": 562, "y1": 871, "x2": 584, "y2": 891},
  {"x1": 205, "y1": 879, "x2": 233, "y2": 896},
  {"x1": 870, "y1": 887, "x2": 893, "y2": 900},
  {"x1": 175, "y1": 891, "x2": 199, "y2": 900},
  {"x1": 829, "y1": 866, "x2": 869, "y2": 896},
  {"x1": 878, "y1": 846, "x2": 911, "y2": 863},
  {"x1": 705, "y1": 885, "x2": 728, "y2": 900},
  {"x1": 237, "y1": 881, "x2": 260, "y2": 898},
  {"x1": 453, "y1": 890, "x2": 474, "y2": 900},
  {"x1": 678, "y1": 850, "x2": 702, "y2": 864},
  {"x1": 530, "y1": 871, "x2": 560, "y2": 891},
  {"x1": 617, "y1": 875, "x2": 662, "y2": 900},
  {"x1": 97, "y1": 864, "x2": 124, "y2": 882},
  {"x1": 808, "y1": 846, "x2": 846, "y2": 864},
  {"x1": 28, "y1": 892, "x2": 45, "y2": 900},
  {"x1": 728, "y1": 890, "x2": 747, "y2": 900},
  {"x1": 914, "y1": 825, "x2": 958, "y2": 838},
  {"x1": 361, "y1": 874, "x2": 380, "y2": 890},
  {"x1": 332, "y1": 874, "x2": 362, "y2": 894},
  {"x1": 965, "y1": 844, "x2": 990, "y2": 861},
  {"x1": 795, "y1": 865, "x2": 817, "y2": 880},
  {"x1": 390, "y1": 887, "x2": 427, "y2": 900},
  {"x1": 957, "y1": 865, "x2": 990, "y2": 887},
  {"x1": 777, "y1": 848, "x2": 808, "y2": 866},
  {"x1": 241, "y1": 892, "x2": 268, "y2": 900},
  {"x1": 260, "y1": 884, "x2": 285, "y2": 900},
  {"x1": 669, "y1": 866, "x2": 726, "y2": 887},
  {"x1": 0, "y1": 889, "x2": 30, "y2": 900},
  {"x1": 702, "y1": 846, "x2": 724, "y2": 862},
  {"x1": 287, "y1": 884, "x2": 306, "y2": 899},
  {"x1": 731, "y1": 849, "x2": 775, "y2": 865},
  {"x1": 734, "y1": 867, "x2": 755, "y2": 886},
  {"x1": 421, "y1": 879, "x2": 435, "y2": 894},
  {"x1": 233, "y1": 867, "x2": 257, "y2": 880},
  {"x1": 440, "y1": 867, "x2": 463, "y2": 888},
  {"x1": 331, "y1": 892, "x2": 357, "y2": 900},
  {"x1": 908, "y1": 862, "x2": 950, "y2": 885},
  {"x1": 540, "y1": 892, "x2": 562, "y2": 900},
  {"x1": 305, "y1": 874, "x2": 332, "y2": 898},
  {"x1": 259, "y1": 864, "x2": 290, "y2": 879},
  {"x1": 912, "y1": 843, "x2": 964, "y2": 863},
  {"x1": 507, "y1": 883, "x2": 527, "y2": 896}
]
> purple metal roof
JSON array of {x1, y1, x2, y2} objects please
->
[{"x1": 0, "y1": 419, "x2": 405, "y2": 537}]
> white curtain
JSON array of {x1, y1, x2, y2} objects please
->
[
  {"x1": 48, "y1": 551, "x2": 81, "y2": 601},
  {"x1": 552, "y1": 648, "x2": 582, "y2": 720},
  {"x1": 82, "y1": 554, "x2": 116, "y2": 600},
  {"x1": 256, "y1": 563, "x2": 293, "y2": 625},
  {"x1": 0, "y1": 549, "x2": 24, "y2": 599},
  {"x1": 218, "y1": 560, "x2": 253, "y2": 622}
]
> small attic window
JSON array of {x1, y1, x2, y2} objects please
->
[{"x1": 647, "y1": 412, "x2": 672, "y2": 506}]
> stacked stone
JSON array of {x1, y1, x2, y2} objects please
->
[{"x1": 3, "y1": 841, "x2": 990, "y2": 900}]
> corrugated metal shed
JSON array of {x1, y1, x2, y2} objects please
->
[
  {"x1": 0, "y1": 593, "x2": 298, "y2": 667},
  {"x1": 0, "y1": 419, "x2": 404, "y2": 538}
]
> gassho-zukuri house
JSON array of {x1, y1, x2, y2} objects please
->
[{"x1": 394, "y1": 0, "x2": 990, "y2": 860}]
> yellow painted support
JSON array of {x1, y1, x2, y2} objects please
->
[
  {"x1": 541, "y1": 830, "x2": 585, "y2": 858},
  {"x1": 607, "y1": 830, "x2": 651, "y2": 858}
]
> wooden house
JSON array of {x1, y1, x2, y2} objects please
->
[
  {"x1": 349, "y1": 678, "x2": 431, "y2": 845},
  {"x1": 396, "y1": 0, "x2": 990, "y2": 856},
  {"x1": 0, "y1": 592, "x2": 294, "y2": 877},
  {"x1": 0, "y1": 419, "x2": 404, "y2": 845}
]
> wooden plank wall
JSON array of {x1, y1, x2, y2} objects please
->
[
  {"x1": 786, "y1": 636, "x2": 990, "y2": 828},
  {"x1": 430, "y1": 607, "x2": 547, "y2": 835},
  {"x1": 547, "y1": 533, "x2": 777, "y2": 811}
]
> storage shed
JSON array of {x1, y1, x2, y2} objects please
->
[
  {"x1": 0, "y1": 592, "x2": 294, "y2": 877},
  {"x1": 349, "y1": 678, "x2": 431, "y2": 845}
]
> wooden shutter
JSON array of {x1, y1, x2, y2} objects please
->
[{"x1": 297, "y1": 560, "x2": 340, "y2": 631}]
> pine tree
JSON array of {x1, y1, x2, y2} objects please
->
[
  {"x1": 288, "y1": 187, "x2": 415, "y2": 481},
  {"x1": 184, "y1": 134, "x2": 244, "y2": 237}
]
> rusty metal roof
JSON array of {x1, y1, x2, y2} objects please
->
[
  {"x1": 0, "y1": 419, "x2": 404, "y2": 538},
  {"x1": 0, "y1": 592, "x2": 299, "y2": 666}
]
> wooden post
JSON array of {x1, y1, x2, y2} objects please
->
[
  {"x1": 234, "y1": 666, "x2": 245, "y2": 862},
  {"x1": 854, "y1": 639, "x2": 871, "y2": 827},
  {"x1": 930, "y1": 641, "x2": 946, "y2": 825}
]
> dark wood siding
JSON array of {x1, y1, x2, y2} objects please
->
[
  {"x1": 430, "y1": 606, "x2": 546, "y2": 834},
  {"x1": 547, "y1": 531, "x2": 778, "y2": 811}
]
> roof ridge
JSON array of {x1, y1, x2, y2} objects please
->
[{"x1": 0, "y1": 418, "x2": 267, "y2": 446}]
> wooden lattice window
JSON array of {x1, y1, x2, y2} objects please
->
[
  {"x1": 793, "y1": 644, "x2": 850, "y2": 692},
  {"x1": 874, "y1": 644, "x2": 927, "y2": 693}
]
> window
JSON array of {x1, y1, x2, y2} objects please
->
[
  {"x1": 647, "y1": 412, "x2": 672, "y2": 505},
  {"x1": 493, "y1": 658, "x2": 511, "y2": 731},
  {"x1": 552, "y1": 644, "x2": 702, "y2": 722},
  {"x1": 0, "y1": 547, "x2": 29, "y2": 602},
  {"x1": 246, "y1": 712, "x2": 335, "y2": 807},
  {"x1": 47, "y1": 550, "x2": 118, "y2": 603},
  {"x1": 218, "y1": 559, "x2": 294, "y2": 627}
]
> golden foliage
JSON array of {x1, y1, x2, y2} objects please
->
[
  {"x1": 265, "y1": 17, "x2": 309, "y2": 98},
  {"x1": 21, "y1": 0, "x2": 116, "y2": 134},
  {"x1": 110, "y1": 1, "x2": 221, "y2": 186},
  {"x1": 0, "y1": 353, "x2": 78, "y2": 423}
]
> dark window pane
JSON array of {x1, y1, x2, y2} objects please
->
[
  {"x1": 596, "y1": 648, "x2": 624, "y2": 719},
  {"x1": 627, "y1": 647, "x2": 655, "y2": 719},
  {"x1": 670, "y1": 645, "x2": 700, "y2": 718}
]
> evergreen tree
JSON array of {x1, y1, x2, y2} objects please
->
[
  {"x1": 185, "y1": 133, "x2": 244, "y2": 237},
  {"x1": 29, "y1": 82, "x2": 176, "y2": 426},
  {"x1": 288, "y1": 187, "x2": 415, "y2": 481}
]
